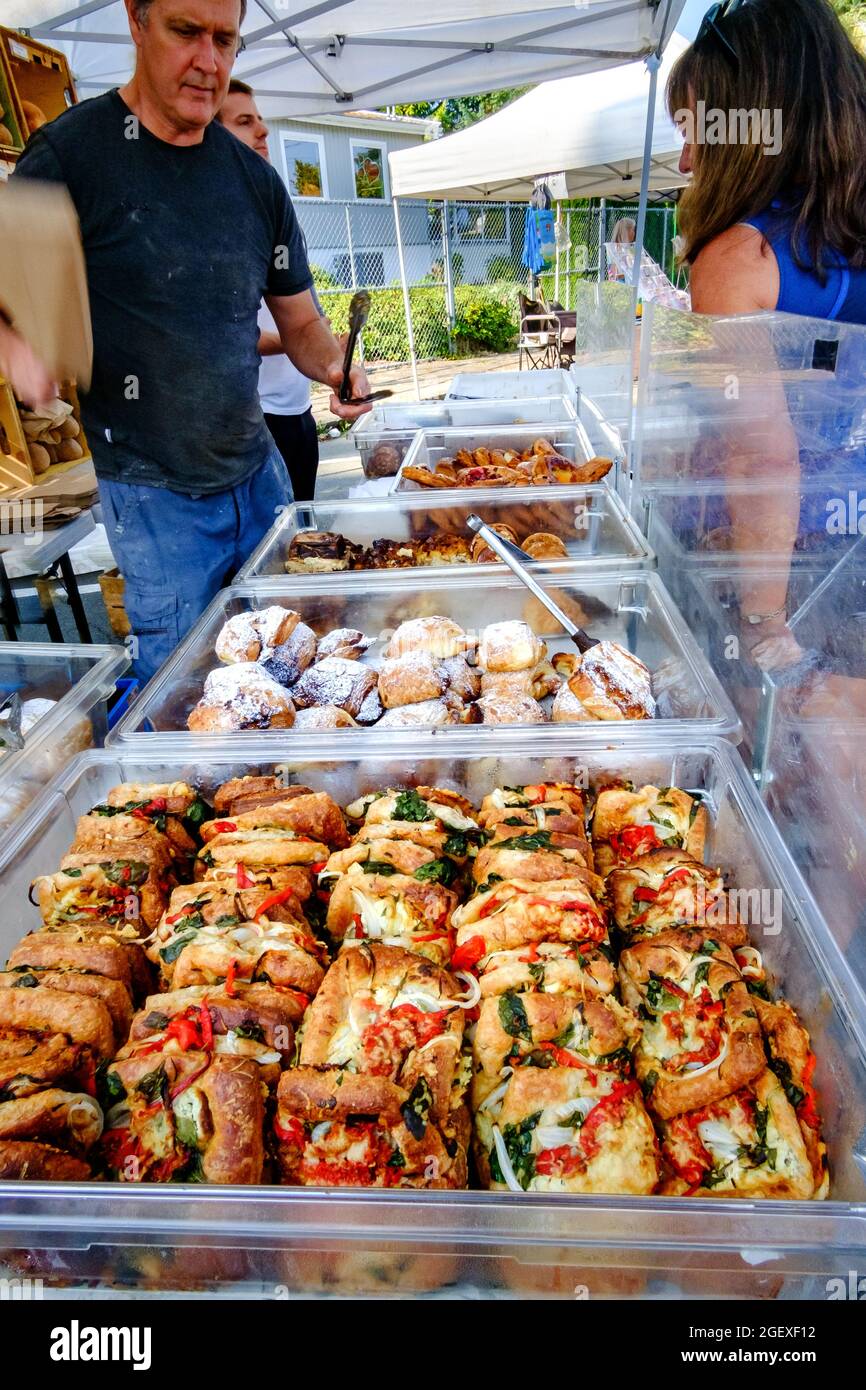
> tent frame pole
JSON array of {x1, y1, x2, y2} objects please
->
[{"x1": 393, "y1": 196, "x2": 421, "y2": 401}]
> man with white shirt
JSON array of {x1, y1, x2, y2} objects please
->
[{"x1": 218, "y1": 78, "x2": 320, "y2": 500}]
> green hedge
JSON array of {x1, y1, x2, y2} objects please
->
[{"x1": 313, "y1": 280, "x2": 520, "y2": 362}]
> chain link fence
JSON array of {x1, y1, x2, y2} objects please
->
[{"x1": 293, "y1": 197, "x2": 676, "y2": 367}]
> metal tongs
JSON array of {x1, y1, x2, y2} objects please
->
[
  {"x1": 466, "y1": 516, "x2": 601, "y2": 652},
  {"x1": 0, "y1": 692, "x2": 25, "y2": 753},
  {"x1": 338, "y1": 290, "x2": 393, "y2": 405}
]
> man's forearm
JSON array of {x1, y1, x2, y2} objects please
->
[{"x1": 279, "y1": 314, "x2": 343, "y2": 384}]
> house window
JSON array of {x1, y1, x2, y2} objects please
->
[
  {"x1": 281, "y1": 131, "x2": 327, "y2": 199},
  {"x1": 334, "y1": 251, "x2": 385, "y2": 288},
  {"x1": 351, "y1": 140, "x2": 387, "y2": 200}
]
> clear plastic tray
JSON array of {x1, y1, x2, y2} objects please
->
[
  {"x1": 350, "y1": 396, "x2": 577, "y2": 479},
  {"x1": 446, "y1": 368, "x2": 578, "y2": 403},
  {"x1": 0, "y1": 735, "x2": 862, "y2": 1298},
  {"x1": 0, "y1": 641, "x2": 129, "y2": 834},
  {"x1": 235, "y1": 484, "x2": 653, "y2": 583},
  {"x1": 393, "y1": 420, "x2": 603, "y2": 496},
  {"x1": 108, "y1": 569, "x2": 741, "y2": 747}
]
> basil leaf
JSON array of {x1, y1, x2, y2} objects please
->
[
  {"x1": 498, "y1": 991, "x2": 531, "y2": 1040},
  {"x1": 361, "y1": 860, "x2": 397, "y2": 876},
  {"x1": 393, "y1": 790, "x2": 433, "y2": 823},
  {"x1": 400, "y1": 1077, "x2": 433, "y2": 1140},
  {"x1": 136, "y1": 1064, "x2": 167, "y2": 1103},
  {"x1": 414, "y1": 857, "x2": 457, "y2": 887}
]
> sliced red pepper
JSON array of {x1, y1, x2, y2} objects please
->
[
  {"x1": 451, "y1": 935, "x2": 487, "y2": 971},
  {"x1": 479, "y1": 895, "x2": 504, "y2": 919},
  {"x1": 169, "y1": 1057, "x2": 210, "y2": 1100},
  {"x1": 211, "y1": 820, "x2": 238, "y2": 835},
  {"x1": 311, "y1": 861, "x2": 328, "y2": 874},
  {"x1": 316, "y1": 888, "x2": 332, "y2": 903},
  {"x1": 534, "y1": 1041, "x2": 598, "y2": 1082},
  {"x1": 351, "y1": 912, "x2": 365, "y2": 938},
  {"x1": 412, "y1": 929, "x2": 449, "y2": 943},
  {"x1": 633, "y1": 886, "x2": 658, "y2": 903},
  {"x1": 578, "y1": 1080, "x2": 639, "y2": 1159},
  {"x1": 254, "y1": 884, "x2": 298, "y2": 920},
  {"x1": 198, "y1": 1001, "x2": 214, "y2": 1051},
  {"x1": 236, "y1": 863, "x2": 256, "y2": 889}
]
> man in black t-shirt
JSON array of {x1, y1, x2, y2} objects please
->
[{"x1": 0, "y1": 0, "x2": 370, "y2": 683}]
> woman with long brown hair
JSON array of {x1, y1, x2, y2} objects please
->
[{"x1": 668, "y1": 0, "x2": 866, "y2": 320}]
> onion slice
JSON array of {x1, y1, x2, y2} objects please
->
[
  {"x1": 680, "y1": 1031, "x2": 730, "y2": 1077},
  {"x1": 453, "y1": 971, "x2": 482, "y2": 1009},
  {"x1": 491, "y1": 1124, "x2": 524, "y2": 1192}
]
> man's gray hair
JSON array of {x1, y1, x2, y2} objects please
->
[{"x1": 132, "y1": 0, "x2": 248, "y2": 25}]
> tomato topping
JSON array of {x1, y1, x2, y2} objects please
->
[
  {"x1": 536, "y1": 1144, "x2": 584, "y2": 1178},
  {"x1": 211, "y1": 821, "x2": 237, "y2": 835},
  {"x1": 610, "y1": 825, "x2": 659, "y2": 857},
  {"x1": 274, "y1": 1115, "x2": 306, "y2": 1147},
  {"x1": 479, "y1": 895, "x2": 504, "y2": 919},
  {"x1": 451, "y1": 935, "x2": 487, "y2": 971},
  {"x1": 101, "y1": 1127, "x2": 142, "y2": 1171},
  {"x1": 578, "y1": 1081, "x2": 639, "y2": 1160}
]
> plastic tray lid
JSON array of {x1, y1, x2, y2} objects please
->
[{"x1": 446, "y1": 368, "x2": 577, "y2": 402}]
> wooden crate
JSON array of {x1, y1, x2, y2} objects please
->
[
  {"x1": 0, "y1": 376, "x2": 92, "y2": 494},
  {"x1": 0, "y1": 40, "x2": 25, "y2": 156},
  {"x1": 0, "y1": 26, "x2": 77, "y2": 156}
]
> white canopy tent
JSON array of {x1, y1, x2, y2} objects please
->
[
  {"x1": 388, "y1": 33, "x2": 689, "y2": 202},
  {"x1": 7, "y1": 1, "x2": 685, "y2": 117}
]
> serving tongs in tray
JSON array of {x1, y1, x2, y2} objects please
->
[
  {"x1": 466, "y1": 515, "x2": 600, "y2": 652},
  {"x1": 466, "y1": 515, "x2": 656, "y2": 703},
  {"x1": 339, "y1": 291, "x2": 393, "y2": 406}
]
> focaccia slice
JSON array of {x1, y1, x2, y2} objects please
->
[
  {"x1": 608, "y1": 848, "x2": 747, "y2": 947},
  {"x1": 35, "y1": 849, "x2": 175, "y2": 934},
  {"x1": 120, "y1": 982, "x2": 296, "y2": 1085},
  {"x1": 473, "y1": 830, "x2": 595, "y2": 885},
  {"x1": 753, "y1": 995, "x2": 828, "y2": 1198},
  {"x1": 473, "y1": 990, "x2": 639, "y2": 1087},
  {"x1": 275, "y1": 1068, "x2": 467, "y2": 1189},
  {"x1": 0, "y1": 1088, "x2": 103, "y2": 1152},
  {"x1": 475, "y1": 1063, "x2": 659, "y2": 1195},
  {"x1": 199, "y1": 792, "x2": 348, "y2": 851},
  {"x1": 478, "y1": 782, "x2": 587, "y2": 828},
  {"x1": 169, "y1": 918, "x2": 327, "y2": 1004},
  {"x1": 658, "y1": 1069, "x2": 817, "y2": 1199},
  {"x1": 196, "y1": 825, "x2": 329, "y2": 876},
  {"x1": 326, "y1": 868, "x2": 458, "y2": 965},
  {"x1": 471, "y1": 939, "x2": 616, "y2": 1002},
  {"x1": 0, "y1": 983, "x2": 114, "y2": 1061},
  {"x1": 299, "y1": 944, "x2": 466, "y2": 1130},
  {"x1": 591, "y1": 783, "x2": 708, "y2": 877},
  {"x1": 101, "y1": 1052, "x2": 264, "y2": 1184},
  {"x1": 619, "y1": 937, "x2": 765, "y2": 1118},
  {"x1": 0, "y1": 967, "x2": 132, "y2": 1049},
  {"x1": 452, "y1": 878, "x2": 608, "y2": 953},
  {"x1": 0, "y1": 1034, "x2": 92, "y2": 1100}
]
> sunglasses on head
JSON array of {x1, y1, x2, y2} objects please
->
[{"x1": 695, "y1": 0, "x2": 748, "y2": 69}]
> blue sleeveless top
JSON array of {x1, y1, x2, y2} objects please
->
[{"x1": 743, "y1": 201, "x2": 866, "y2": 324}]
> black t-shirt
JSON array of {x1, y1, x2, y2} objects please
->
[{"x1": 13, "y1": 91, "x2": 313, "y2": 493}]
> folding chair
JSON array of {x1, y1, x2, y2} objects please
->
[{"x1": 518, "y1": 291, "x2": 562, "y2": 371}]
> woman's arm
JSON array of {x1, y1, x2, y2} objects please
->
[{"x1": 688, "y1": 227, "x2": 802, "y2": 660}]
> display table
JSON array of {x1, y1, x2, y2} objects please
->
[{"x1": 0, "y1": 507, "x2": 95, "y2": 641}]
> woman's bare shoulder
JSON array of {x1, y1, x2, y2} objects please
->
[{"x1": 690, "y1": 224, "x2": 779, "y2": 314}]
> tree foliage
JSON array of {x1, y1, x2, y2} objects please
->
[{"x1": 391, "y1": 89, "x2": 527, "y2": 134}]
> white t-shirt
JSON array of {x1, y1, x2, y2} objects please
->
[{"x1": 257, "y1": 301, "x2": 312, "y2": 416}]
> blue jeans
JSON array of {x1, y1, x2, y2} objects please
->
[{"x1": 99, "y1": 451, "x2": 291, "y2": 685}]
